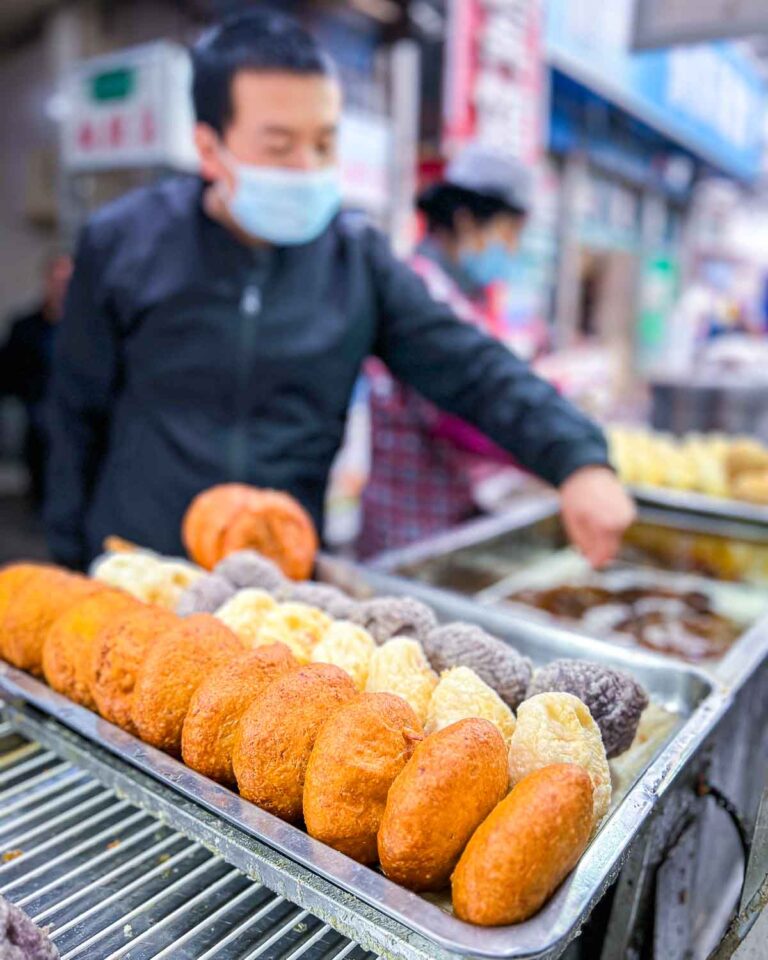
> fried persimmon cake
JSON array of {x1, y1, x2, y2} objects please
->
[
  {"x1": 181, "y1": 643, "x2": 298, "y2": 784},
  {"x1": 303, "y1": 692, "x2": 422, "y2": 862},
  {"x1": 2, "y1": 567, "x2": 105, "y2": 675},
  {"x1": 90, "y1": 605, "x2": 183, "y2": 733},
  {"x1": 42, "y1": 589, "x2": 140, "y2": 708},
  {"x1": 232, "y1": 663, "x2": 356, "y2": 822},
  {"x1": 131, "y1": 613, "x2": 242, "y2": 754}
]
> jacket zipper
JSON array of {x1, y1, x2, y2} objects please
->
[{"x1": 228, "y1": 276, "x2": 261, "y2": 480}]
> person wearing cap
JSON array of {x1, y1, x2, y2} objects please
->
[
  {"x1": 46, "y1": 10, "x2": 633, "y2": 570},
  {"x1": 358, "y1": 147, "x2": 539, "y2": 558}
]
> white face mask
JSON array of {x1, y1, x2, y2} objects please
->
[{"x1": 221, "y1": 151, "x2": 341, "y2": 245}]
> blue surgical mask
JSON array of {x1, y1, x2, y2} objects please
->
[
  {"x1": 223, "y1": 153, "x2": 341, "y2": 245},
  {"x1": 458, "y1": 242, "x2": 516, "y2": 287}
]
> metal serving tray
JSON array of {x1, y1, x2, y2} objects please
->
[
  {"x1": 0, "y1": 562, "x2": 728, "y2": 960},
  {"x1": 367, "y1": 501, "x2": 768, "y2": 687},
  {"x1": 630, "y1": 484, "x2": 768, "y2": 528}
]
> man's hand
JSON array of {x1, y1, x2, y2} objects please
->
[{"x1": 560, "y1": 466, "x2": 636, "y2": 569}]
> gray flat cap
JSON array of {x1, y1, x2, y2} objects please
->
[{"x1": 445, "y1": 143, "x2": 533, "y2": 214}]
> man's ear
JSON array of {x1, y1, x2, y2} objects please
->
[{"x1": 194, "y1": 123, "x2": 227, "y2": 183}]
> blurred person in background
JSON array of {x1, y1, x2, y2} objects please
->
[
  {"x1": 0, "y1": 253, "x2": 72, "y2": 507},
  {"x1": 46, "y1": 10, "x2": 633, "y2": 571},
  {"x1": 359, "y1": 146, "x2": 534, "y2": 558}
]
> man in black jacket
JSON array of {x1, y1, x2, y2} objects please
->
[{"x1": 46, "y1": 10, "x2": 634, "y2": 570}]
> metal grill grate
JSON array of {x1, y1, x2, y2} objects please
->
[{"x1": 0, "y1": 717, "x2": 376, "y2": 960}]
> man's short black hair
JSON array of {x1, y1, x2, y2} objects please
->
[{"x1": 192, "y1": 10, "x2": 336, "y2": 134}]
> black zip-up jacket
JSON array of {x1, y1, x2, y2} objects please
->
[{"x1": 46, "y1": 175, "x2": 609, "y2": 568}]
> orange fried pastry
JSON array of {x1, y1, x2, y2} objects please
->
[
  {"x1": 303, "y1": 693, "x2": 423, "y2": 863},
  {"x1": 452, "y1": 764, "x2": 594, "y2": 925},
  {"x1": 186, "y1": 484, "x2": 256, "y2": 571},
  {"x1": 0, "y1": 563, "x2": 47, "y2": 659},
  {"x1": 183, "y1": 485, "x2": 318, "y2": 579},
  {"x1": 131, "y1": 614, "x2": 242, "y2": 754},
  {"x1": 182, "y1": 643, "x2": 298, "y2": 784},
  {"x1": 2, "y1": 567, "x2": 104, "y2": 675},
  {"x1": 233, "y1": 663, "x2": 356, "y2": 822},
  {"x1": 42, "y1": 589, "x2": 140, "y2": 708},
  {"x1": 90, "y1": 605, "x2": 181, "y2": 733},
  {"x1": 377, "y1": 718, "x2": 509, "y2": 891},
  {"x1": 218, "y1": 489, "x2": 318, "y2": 580}
]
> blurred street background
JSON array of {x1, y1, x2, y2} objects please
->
[{"x1": 3, "y1": 0, "x2": 768, "y2": 559}]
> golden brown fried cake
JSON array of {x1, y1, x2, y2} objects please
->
[
  {"x1": 232, "y1": 663, "x2": 356, "y2": 822},
  {"x1": 42, "y1": 589, "x2": 140, "y2": 707},
  {"x1": 452, "y1": 764, "x2": 594, "y2": 925},
  {"x1": 89, "y1": 605, "x2": 181, "y2": 733},
  {"x1": 131, "y1": 613, "x2": 242, "y2": 754},
  {"x1": 181, "y1": 643, "x2": 298, "y2": 784},
  {"x1": 304, "y1": 693, "x2": 423, "y2": 863},
  {"x1": 0, "y1": 563, "x2": 47, "y2": 660},
  {"x1": 2, "y1": 568, "x2": 104, "y2": 675},
  {"x1": 377, "y1": 718, "x2": 509, "y2": 891}
]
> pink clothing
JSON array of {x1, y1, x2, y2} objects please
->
[{"x1": 358, "y1": 253, "x2": 516, "y2": 560}]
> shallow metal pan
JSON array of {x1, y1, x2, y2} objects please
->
[
  {"x1": 0, "y1": 562, "x2": 727, "y2": 960},
  {"x1": 365, "y1": 502, "x2": 768, "y2": 687},
  {"x1": 630, "y1": 484, "x2": 768, "y2": 528}
]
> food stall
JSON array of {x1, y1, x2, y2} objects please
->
[
  {"x1": 1, "y1": 484, "x2": 766, "y2": 959},
  {"x1": 365, "y1": 494, "x2": 768, "y2": 958}
]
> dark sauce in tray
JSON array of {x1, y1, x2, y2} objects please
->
[{"x1": 510, "y1": 585, "x2": 740, "y2": 661}]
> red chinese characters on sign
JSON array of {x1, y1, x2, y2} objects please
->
[
  {"x1": 77, "y1": 121, "x2": 95, "y2": 150},
  {"x1": 141, "y1": 108, "x2": 156, "y2": 145},
  {"x1": 442, "y1": 0, "x2": 546, "y2": 164},
  {"x1": 108, "y1": 114, "x2": 124, "y2": 147}
]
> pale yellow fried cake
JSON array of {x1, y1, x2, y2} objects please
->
[
  {"x1": 214, "y1": 588, "x2": 278, "y2": 645},
  {"x1": 310, "y1": 620, "x2": 376, "y2": 690},
  {"x1": 507, "y1": 692, "x2": 611, "y2": 827},
  {"x1": 255, "y1": 602, "x2": 332, "y2": 663},
  {"x1": 425, "y1": 666, "x2": 516, "y2": 744},
  {"x1": 365, "y1": 637, "x2": 438, "y2": 725}
]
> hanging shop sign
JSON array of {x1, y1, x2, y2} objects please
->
[
  {"x1": 633, "y1": 0, "x2": 768, "y2": 50},
  {"x1": 61, "y1": 42, "x2": 198, "y2": 172},
  {"x1": 546, "y1": 0, "x2": 766, "y2": 182},
  {"x1": 443, "y1": 0, "x2": 547, "y2": 163},
  {"x1": 61, "y1": 41, "x2": 391, "y2": 219},
  {"x1": 337, "y1": 109, "x2": 392, "y2": 218}
]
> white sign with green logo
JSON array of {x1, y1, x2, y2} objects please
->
[{"x1": 61, "y1": 42, "x2": 198, "y2": 172}]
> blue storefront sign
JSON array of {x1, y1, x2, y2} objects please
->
[{"x1": 546, "y1": 0, "x2": 766, "y2": 181}]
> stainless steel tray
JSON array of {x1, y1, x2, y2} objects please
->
[
  {"x1": 366, "y1": 502, "x2": 768, "y2": 687},
  {"x1": 0, "y1": 562, "x2": 728, "y2": 960},
  {"x1": 630, "y1": 484, "x2": 768, "y2": 528}
]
